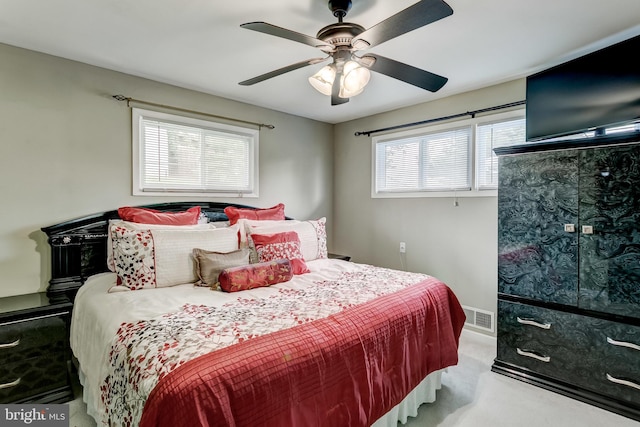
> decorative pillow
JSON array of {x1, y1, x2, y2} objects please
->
[
  {"x1": 310, "y1": 217, "x2": 328, "y2": 259},
  {"x1": 224, "y1": 203, "x2": 285, "y2": 225},
  {"x1": 109, "y1": 225, "x2": 239, "y2": 291},
  {"x1": 192, "y1": 248, "x2": 252, "y2": 288},
  {"x1": 250, "y1": 231, "x2": 310, "y2": 275},
  {"x1": 219, "y1": 259, "x2": 293, "y2": 292},
  {"x1": 236, "y1": 219, "x2": 295, "y2": 248},
  {"x1": 110, "y1": 226, "x2": 156, "y2": 291},
  {"x1": 118, "y1": 206, "x2": 201, "y2": 225},
  {"x1": 245, "y1": 218, "x2": 328, "y2": 261},
  {"x1": 106, "y1": 220, "x2": 213, "y2": 272}
]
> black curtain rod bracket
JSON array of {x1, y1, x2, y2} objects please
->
[
  {"x1": 112, "y1": 95, "x2": 275, "y2": 130},
  {"x1": 355, "y1": 100, "x2": 526, "y2": 137}
]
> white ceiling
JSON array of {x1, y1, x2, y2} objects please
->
[{"x1": 1, "y1": 0, "x2": 639, "y2": 124}]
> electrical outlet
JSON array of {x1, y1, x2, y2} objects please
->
[{"x1": 399, "y1": 242, "x2": 406, "y2": 253}]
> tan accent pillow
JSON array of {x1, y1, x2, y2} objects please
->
[{"x1": 193, "y1": 248, "x2": 251, "y2": 288}]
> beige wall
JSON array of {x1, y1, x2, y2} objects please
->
[
  {"x1": 0, "y1": 41, "x2": 526, "y2": 330},
  {"x1": 333, "y1": 79, "x2": 526, "y2": 333},
  {"x1": 0, "y1": 43, "x2": 334, "y2": 297}
]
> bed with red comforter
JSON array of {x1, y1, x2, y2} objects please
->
[{"x1": 43, "y1": 202, "x2": 465, "y2": 426}]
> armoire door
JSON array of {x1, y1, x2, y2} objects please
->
[
  {"x1": 578, "y1": 143, "x2": 640, "y2": 319},
  {"x1": 498, "y1": 150, "x2": 579, "y2": 305}
]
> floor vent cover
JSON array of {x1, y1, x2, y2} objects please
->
[{"x1": 462, "y1": 305, "x2": 494, "y2": 333}]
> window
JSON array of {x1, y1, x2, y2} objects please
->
[
  {"x1": 476, "y1": 117, "x2": 526, "y2": 189},
  {"x1": 132, "y1": 108, "x2": 258, "y2": 197},
  {"x1": 372, "y1": 110, "x2": 525, "y2": 198},
  {"x1": 374, "y1": 127, "x2": 471, "y2": 193}
]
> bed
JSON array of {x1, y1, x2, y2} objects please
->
[{"x1": 42, "y1": 202, "x2": 465, "y2": 427}]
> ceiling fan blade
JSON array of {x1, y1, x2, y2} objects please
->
[
  {"x1": 239, "y1": 57, "x2": 328, "y2": 86},
  {"x1": 331, "y1": 71, "x2": 349, "y2": 105},
  {"x1": 363, "y1": 54, "x2": 448, "y2": 92},
  {"x1": 352, "y1": 0, "x2": 453, "y2": 50},
  {"x1": 241, "y1": 22, "x2": 334, "y2": 51}
]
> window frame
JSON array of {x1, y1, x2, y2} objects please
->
[
  {"x1": 371, "y1": 109, "x2": 525, "y2": 198},
  {"x1": 132, "y1": 108, "x2": 259, "y2": 198}
]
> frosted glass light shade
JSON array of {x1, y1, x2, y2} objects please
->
[
  {"x1": 339, "y1": 61, "x2": 371, "y2": 98},
  {"x1": 308, "y1": 65, "x2": 336, "y2": 96}
]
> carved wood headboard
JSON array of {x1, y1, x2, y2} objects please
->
[{"x1": 41, "y1": 202, "x2": 261, "y2": 301}]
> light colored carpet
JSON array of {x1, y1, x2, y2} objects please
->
[
  {"x1": 405, "y1": 330, "x2": 639, "y2": 427},
  {"x1": 67, "y1": 329, "x2": 639, "y2": 426}
]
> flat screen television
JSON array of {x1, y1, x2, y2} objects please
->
[{"x1": 526, "y1": 34, "x2": 640, "y2": 142}]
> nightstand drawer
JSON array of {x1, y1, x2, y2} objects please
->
[
  {"x1": 0, "y1": 293, "x2": 72, "y2": 404},
  {"x1": 0, "y1": 353, "x2": 68, "y2": 403},
  {"x1": 0, "y1": 315, "x2": 67, "y2": 364}
]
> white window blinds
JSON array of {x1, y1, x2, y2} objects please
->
[
  {"x1": 374, "y1": 127, "x2": 471, "y2": 194},
  {"x1": 476, "y1": 118, "x2": 526, "y2": 190},
  {"x1": 133, "y1": 108, "x2": 258, "y2": 196}
]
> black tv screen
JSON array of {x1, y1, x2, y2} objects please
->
[{"x1": 526, "y1": 34, "x2": 640, "y2": 141}]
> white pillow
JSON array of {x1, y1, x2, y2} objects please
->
[
  {"x1": 152, "y1": 227, "x2": 239, "y2": 287},
  {"x1": 108, "y1": 224, "x2": 239, "y2": 291},
  {"x1": 106, "y1": 220, "x2": 214, "y2": 272},
  {"x1": 244, "y1": 218, "x2": 327, "y2": 261},
  {"x1": 236, "y1": 219, "x2": 298, "y2": 248}
]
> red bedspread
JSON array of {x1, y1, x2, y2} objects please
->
[{"x1": 140, "y1": 278, "x2": 465, "y2": 427}]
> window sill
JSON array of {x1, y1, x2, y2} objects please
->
[{"x1": 371, "y1": 189, "x2": 497, "y2": 199}]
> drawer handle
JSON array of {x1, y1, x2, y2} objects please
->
[
  {"x1": 0, "y1": 378, "x2": 21, "y2": 390},
  {"x1": 517, "y1": 348, "x2": 551, "y2": 363},
  {"x1": 0, "y1": 338, "x2": 20, "y2": 349},
  {"x1": 607, "y1": 337, "x2": 640, "y2": 352},
  {"x1": 606, "y1": 374, "x2": 640, "y2": 391},
  {"x1": 517, "y1": 317, "x2": 551, "y2": 330}
]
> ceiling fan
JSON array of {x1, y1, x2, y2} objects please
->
[{"x1": 238, "y1": 0, "x2": 453, "y2": 106}]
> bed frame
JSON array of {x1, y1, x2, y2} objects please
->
[{"x1": 41, "y1": 202, "x2": 267, "y2": 301}]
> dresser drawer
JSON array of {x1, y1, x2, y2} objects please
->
[
  {"x1": 590, "y1": 321, "x2": 640, "y2": 404},
  {"x1": 0, "y1": 315, "x2": 67, "y2": 364},
  {"x1": 498, "y1": 300, "x2": 640, "y2": 404},
  {"x1": 497, "y1": 301, "x2": 601, "y2": 389}
]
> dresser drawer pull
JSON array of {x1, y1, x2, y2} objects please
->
[
  {"x1": 516, "y1": 348, "x2": 551, "y2": 362},
  {"x1": 0, "y1": 338, "x2": 20, "y2": 349},
  {"x1": 0, "y1": 378, "x2": 21, "y2": 390},
  {"x1": 606, "y1": 374, "x2": 640, "y2": 391},
  {"x1": 517, "y1": 317, "x2": 551, "y2": 330},
  {"x1": 607, "y1": 337, "x2": 640, "y2": 352}
]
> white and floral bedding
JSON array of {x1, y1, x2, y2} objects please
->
[{"x1": 70, "y1": 258, "x2": 463, "y2": 426}]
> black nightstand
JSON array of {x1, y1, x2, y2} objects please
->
[
  {"x1": 328, "y1": 253, "x2": 351, "y2": 261},
  {"x1": 0, "y1": 292, "x2": 73, "y2": 404}
]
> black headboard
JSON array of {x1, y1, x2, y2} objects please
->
[{"x1": 41, "y1": 202, "x2": 262, "y2": 301}]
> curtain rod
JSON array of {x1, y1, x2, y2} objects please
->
[
  {"x1": 354, "y1": 100, "x2": 526, "y2": 137},
  {"x1": 112, "y1": 95, "x2": 275, "y2": 130}
]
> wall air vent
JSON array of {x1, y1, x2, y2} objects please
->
[{"x1": 462, "y1": 305, "x2": 494, "y2": 333}]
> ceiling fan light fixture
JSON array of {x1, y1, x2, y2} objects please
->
[
  {"x1": 308, "y1": 65, "x2": 336, "y2": 96},
  {"x1": 240, "y1": 1, "x2": 453, "y2": 105},
  {"x1": 339, "y1": 60, "x2": 370, "y2": 98}
]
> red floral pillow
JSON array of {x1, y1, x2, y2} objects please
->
[
  {"x1": 250, "y1": 231, "x2": 310, "y2": 275},
  {"x1": 224, "y1": 203, "x2": 285, "y2": 225},
  {"x1": 118, "y1": 206, "x2": 200, "y2": 225},
  {"x1": 218, "y1": 259, "x2": 293, "y2": 292}
]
